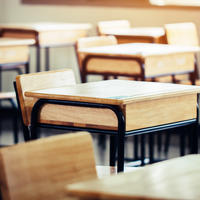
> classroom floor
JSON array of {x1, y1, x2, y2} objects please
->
[{"x1": 1, "y1": 112, "x2": 198, "y2": 167}]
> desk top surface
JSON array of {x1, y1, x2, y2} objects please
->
[
  {"x1": 0, "y1": 22, "x2": 92, "y2": 32},
  {"x1": 79, "y1": 43, "x2": 200, "y2": 57},
  {"x1": 103, "y1": 27, "x2": 165, "y2": 37},
  {"x1": 66, "y1": 155, "x2": 200, "y2": 200},
  {"x1": 25, "y1": 80, "x2": 200, "y2": 105},
  {"x1": 0, "y1": 37, "x2": 35, "y2": 46}
]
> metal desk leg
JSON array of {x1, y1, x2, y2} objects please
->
[
  {"x1": 45, "y1": 47, "x2": 50, "y2": 71},
  {"x1": 149, "y1": 133, "x2": 154, "y2": 164},
  {"x1": 110, "y1": 135, "x2": 117, "y2": 166},
  {"x1": 36, "y1": 46, "x2": 41, "y2": 72},
  {"x1": 141, "y1": 135, "x2": 146, "y2": 166},
  {"x1": 180, "y1": 127, "x2": 186, "y2": 156},
  {"x1": 116, "y1": 108, "x2": 125, "y2": 173},
  {"x1": 190, "y1": 123, "x2": 199, "y2": 154},
  {"x1": 133, "y1": 135, "x2": 139, "y2": 160},
  {"x1": 13, "y1": 81, "x2": 31, "y2": 141},
  {"x1": 25, "y1": 62, "x2": 30, "y2": 74}
]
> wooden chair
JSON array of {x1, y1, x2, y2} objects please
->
[
  {"x1": 165, "y1": 22, "x2": 199, "y2": 47},
  {"x1": 0, "y1": 132, "x2": 97, "y2": 200},
  {"x1": 76, "y1": 35, "x2": 119, "y2": 82},
  {"x1": 14, "y1": 68, "x2": 76, "y2": 141},
  {"x1": 76, "y1": 36, "x2": 143, "y2": 82},
  {"x1": 164, "y1": 22, "x2": 199, "y2": 84},
  {"x1": 160, "y1": 22, "x2": 200, "y2": 156},
  {"x1": 97, "y1": 20, "x2": 131, "y2": 35}
]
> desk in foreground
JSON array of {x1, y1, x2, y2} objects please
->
[
  {"x1": 66, "y1": 155, "x2": 200, "y2": 200},
  {"x1": 0, "y1": 22, "x2": 91, "y2": 72},
  {"x1": 24, "y1": 79, "x2": 200, "y2": 172},
  {"x1": 0, "y1": 37, "x2": 34, "y2": 65},
  {"x1": 25, "y1": 80, "x2": 200, "y2": 131},
  {"x1": 103, "y1": 27, "x2": 166, "y2": 44},
  {"x1": 0, "y1": 22, "x2": 91, "y2": 47}
]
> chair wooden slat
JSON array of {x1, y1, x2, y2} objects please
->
[{"x1": 0, "y1": 132, "x2": 97, "y2": 200}]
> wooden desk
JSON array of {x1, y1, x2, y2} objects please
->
[
  {"x1": 0, "y1": 37, "x2": 34, "y2": 90},
  {"x1": 0, "y1": 22, "x2": 91, "y2": 72},
  {"x1": 24, "y1": 80, "x2": 200, "y2": 172},
  {"x1": 78, "y1": 43, "x2": 200, "y2": 83},
  {"x1": 102, "y1": 27, "x2": 166, "y2": 44},
  {"x1": 66, "y1": 155, "x2": 200, "y2": 200},
  {"x1": 0, "y1": 38, "x2": 34, "y2": 143}
]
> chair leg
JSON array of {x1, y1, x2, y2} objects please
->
[
  {"x1": 157, "y1": 134, "x2": 162, "y2": 158},
  {"x1": 180, "y1": 127, "x2": 186, "y2": 156},
  {"x1": 22, "y1": 125, "x2": 30, "y2": 142},
  {"x1": 133, "y1": 135, "x2": 139, "y2": 161},
  {"x1": 164, "y1": 131, "x2": 170, "y2": 158},
  {"x1": 149, "y1": 133, "x2": 154, "y2": 164},
  {"x1": 8, "y1": 99, "x2": 19, "y2": 143},
  {"x1": 189, "y1": 124, "x2": 198, "y2": 154},
  {"x1": 13, "y1": 109, "x2": 18, "y2": 143},
  {"x1": 103, "y1": 75, "x2": 108, "y2": 80},
  {"x1": 25, "y1": 62, "x2": 30, "y2": 74},
  {"x1": 141, "y1": 135, "x2": 146, "y2": 166}
]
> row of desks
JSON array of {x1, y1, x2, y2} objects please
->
[
  {"x1": 79, "y1": 43, "x2": 199, "y2": 83},
  {"x1": 0, "y1": 22, "x2": 92, "y2": 72},
  {"x1": 0, "y1": 23, "x2": 199, "y2": 83}
]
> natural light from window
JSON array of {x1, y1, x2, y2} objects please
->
[{"x1": 150, "y1": 0, "x2": 200, "y2": 6}]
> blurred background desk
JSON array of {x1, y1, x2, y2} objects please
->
[
  {"x1": 100, "y1": 27, "x2": 166, "y2": 44},
  {"x1": 0, "y1": 22, "x2": 92, "y2": 72},
  {"x1": 66, "y1": 155, "x2": 200, "y2": 200},
  {"x1": 78, "y1": 43, "x2": 199, "y2": 83},
  {"x1": 0, "y1": 37, "x2": 34, "y2": 143},
  {"x1": 23, "y1": 79, "x2": 200, "y2": 172}
]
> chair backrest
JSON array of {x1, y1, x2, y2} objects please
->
[
  {"x1": 77, "y1": 35, "x2": 117, "y2": 50},
  {"x1": 97, "y1": 20, "x2": 131, "y2": 35},
  {"x1": 76, "y1": 36, "x2": 118, "y2": 74},
  {"x1": 164, "y1": 22, "x2": 199, "y2": 46},
  {"x1": 15, "y1": 69, "x2": 76, "y2": 126},
  {"x1": 0, "y1": 132, "x2": 97, "y2": 200}
]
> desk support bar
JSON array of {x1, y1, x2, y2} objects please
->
[
  {"x1": 30, "y1": 98, "x2": 199, "y2": 172},
  {"x1": 30, "y1": 99, "x2": 126, "y2": 172}
]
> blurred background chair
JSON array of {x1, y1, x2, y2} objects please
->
[
  {"x1": 0, "y1": 132, "x2": 97, "y2": 200},
  {"x1": 97, "y1": 20, "x2": 131, "y2": 36},
  {"x1": 164, "y1": 22, "x2": 199, "y2": 85},
  {"x1": 76, "y1": 35, "x2": 118, "y2": 82}
]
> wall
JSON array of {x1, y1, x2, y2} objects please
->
[
  {"x1": 1, "y1": 0, "x2": 200, "y2": 90},
  {"x1": 0, "y1": 0, "x2": 5, "y2": 22}
]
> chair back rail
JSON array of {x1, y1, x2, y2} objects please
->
[
  {"x1": 15, "y1": 69, "x2": 76, "y2": 126},
  {"x1": 165, "y1": 22, "x2": 199, "y2": 46}
]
